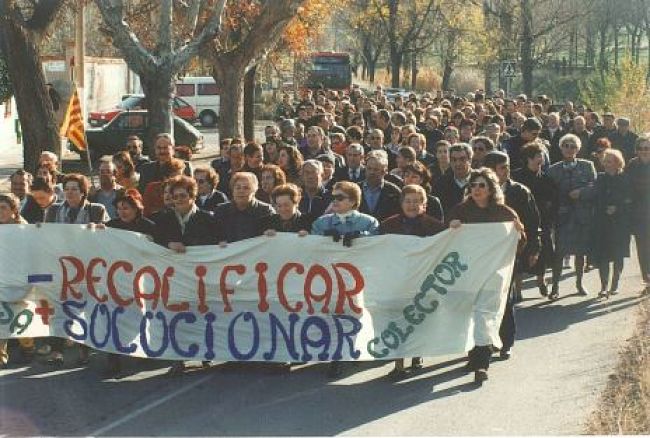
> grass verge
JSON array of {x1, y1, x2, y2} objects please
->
[{"x1": 587, "y1": 297, "x2": 650, "y2": 434}]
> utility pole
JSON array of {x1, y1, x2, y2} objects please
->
[{"x1": 74, "y1": 0, "x2": 85, "y2": 115}]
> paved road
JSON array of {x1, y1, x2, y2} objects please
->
[{"x1": 1, "y1": 250, "x2": 646, "y2": 436}]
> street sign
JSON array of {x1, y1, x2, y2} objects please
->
[{"x1": 501, "y1": 60, "x2": 517, "y2": 77}]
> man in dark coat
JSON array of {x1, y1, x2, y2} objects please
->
[
  {"x1": 333, "y1": 143, "x2": 366, "y2": 183},
  {"x1": 503, "y1": 117, "x2": 548, "y2": 170},
  {"x1": 608, "y1": 117, "x2": 638, "y2": 162},
  {"x1": 194, "y1": 166, "x2": 228, "y2": 213},
  {"x1": 484, "y1": 151, "x2": 541, "y2": 359},
  {"x1": 358, "y1": 150, "x2": 401, "y2": 222},
  {"x1": 540, "y1": 112, "x2": 565, "y2": 163},
  {"x1": 433, "y1": 143, "x2": 473, "y2": 217}
]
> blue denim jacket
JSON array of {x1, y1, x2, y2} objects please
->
[{"x1": 311, "y1": 210, "x2": 379, "y2": 236}]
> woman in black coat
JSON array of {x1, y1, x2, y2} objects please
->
[
  {"x1": 511, "y1": 142, "x2": 558, "y2": 296},
  {"x1": 626, "y1": 135, "x2": 650, "y2": 295},
  {"x1": 402, "y1": 161, "x2": 444, "y2": 222},
  {"x1": 151, "y1": 176, "x2": 218, "y2": 376},
  {"x1": 592, "y1": 150, "x2": 632, "y2": 298}
]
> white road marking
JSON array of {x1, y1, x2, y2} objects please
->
[{"x1": 88, "y1": 373, "x2": 214, "y2": 436}]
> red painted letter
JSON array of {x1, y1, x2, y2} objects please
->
[
  {"x1": 107, "y1": 261, "x2": 134, "y2": 307},
  {"x1": 59, "y1": 256, "x2": 85, "y2": 301},
  {"x1": 220, "y1": 264, "x2": 246, "y2": 312},
  {"x1": 332, "y1": 263, "x2": 365, "y2": 315},
  {"x1": 276, "y1": 263, "x2": 304, "y2": 312},
  {"x1": 86, "y1": 257, "x2": 108, "y2": 303}
]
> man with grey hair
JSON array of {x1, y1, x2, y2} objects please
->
[
  {"x1": 359, "y1": 149, "x2": 401, "y2": 221},
  {"x1": 433, "y1": 143, "x2": 473, "y2": 216},
  {"x1": 541, "y1": 112, "x2": 566, "y2": 163},
  {"x1": 608, "y1": 117, "x2": 638, "y2": 162},
  {"x1": 334, "y1": 143, "x2": 366, "y2": 183},
  {"x1": 299, "y1": 159, "x2": 330, "y2": 226}
]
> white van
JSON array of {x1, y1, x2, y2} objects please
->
[{"x1": 175, "y1": 76, "x2": 220, "y2": 127}]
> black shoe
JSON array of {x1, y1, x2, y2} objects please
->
[
  {"x1": 410, "y1": 357, "x2": 423, "y2": 370},
  {"x1": 474, "y1": 370, "x2": 488, "y2": 384},
  {"x1": 539, "y1": 283, "x2": 548, "y2": 297},
  {"x1": 499, "y1": 350, "x2": 511, "y2": 360},
  {"x1": 327, "y1": 362, "x2": 343, "y2": 378},
  {"x1": 167, "y1": 362, "x2": 186, "y2": 377},
  {"x1": 549, "y1": 285, "x2": 559, "y2": 301},
  {"x1": 388, "y1": 367, "x2": 408, "y2": 381}
]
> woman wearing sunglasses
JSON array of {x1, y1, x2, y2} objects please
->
[
  {"x1": 546, "y1": 134, "x2": 597, "y2": 300},
  {"x1": 447, "y1": 168, "x2": 525, "y2": 385}
]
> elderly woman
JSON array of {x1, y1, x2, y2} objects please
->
[
  {"x1": 592, "y1": 149, "x2": 632, "y2": 298},
  {"x1": 311, "y1": 181, "x2": 379, "y2": 378},
  {"x1": 257, "y1": 164, "x2": 287, "y2": 204},
  {"x1": 403, "y1": 162, "x2": 444, "y2": 222},
  {"x1": 626, "y1": 135, "x2": 650, "y2": 295},
  {"x1": 379, "y1": 185, "x2": 446, "y2": 379},
  {"x1": 44, "y1": 173, "x2": 110, "y2": 367},
  {"x1": 0, "y1": 194, "x2": 35, "y2": 368},
  {"x1": 278, "y1": 145, "x2": 304, "y2": 184},
  {"x1": 112, "y1": 151, "x2": 140, "y2": 191},
  {"x1": 264, "y1": 184, "x2": 310, "y2": 235},
  {"x1": 214, "y1": 172, "x2": 275, "y2": 243},
  {"x1": 547, "y1": 134, "x2": 597, "y2": 300},
  {"x1": 151, "y1": 176, "x2": 219, "y2": 376},
  {"x1": 448, "y1": 168, "x2": 525, "y2": 384}
]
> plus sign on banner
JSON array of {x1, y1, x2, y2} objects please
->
[{"x1": 501, "y1": 61, "x2": 516, "y2": 77}]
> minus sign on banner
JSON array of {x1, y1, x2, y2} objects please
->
[{"x1": 27, "y1": 274, "x2": 54, "y2": 284}]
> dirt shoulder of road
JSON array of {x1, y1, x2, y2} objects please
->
[{"x1": 587, "y1": 295, "x2": 650, "y2": 434}]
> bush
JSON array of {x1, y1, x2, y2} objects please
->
[{"x1": 579, "y1": 57, "x2": 650, "y2": 132}]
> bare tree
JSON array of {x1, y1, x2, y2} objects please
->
[
  {"x1": 0, "y1": 0, "x2": 64, "y2": 172},
  {"x1": 94, "y1": 0, "x2": 226, "y2": 147}
]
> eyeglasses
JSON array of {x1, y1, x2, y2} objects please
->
[
  {"x1": 332, "y1": 194, "x2": 349, "y2": 202},
  {"x1": 561, "y1": 143, "x2": 578, "y2": 149},
  {"x1": 470, "y1": 182, "x2": 487, "y2": 189}
]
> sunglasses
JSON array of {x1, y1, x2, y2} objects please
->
[
  {"x1": 332, "y1": 194, "x2": 349, "y2": 202},
  {"x1": 470, "y1": 182, "x2": 487, "y2": 189}
]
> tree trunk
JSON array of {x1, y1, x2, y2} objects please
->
[
  {"x1": 0, "y1": 18, "x2": 59, "y2": 173},
  {"x1": 390, "y1": 49, "x2": 402, "y2": 88},
  {"x1": 441, "y1": 31, "x2": 457, "y2": 91},
  {"x1": 214, "y1": 59, "x2": 246, "y2": 139},
  {"x1": 243, "y1": 64, "x2": 257, "y2": 142},
  {"x1": 140, "y1": 70, "x2": 174, "y2": 151},
  {"x1": 410, "y1": 52, "x2": 417, "y2": 90},
  {"x1": 613, "y1": 23, "x2": 619, "y2": 66},
  {"x1": 520, "y1": 0, "x2": 534, "y2": 97},
  {"x1": 368, "y1": 59, "x2": 376, "y2": 84},
  {"x1": 599, "y1": 25, "x2": 608, "y2": 78}
]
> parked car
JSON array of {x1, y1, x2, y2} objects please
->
[
  {"x1": 174, "y1": 77, "x2": 221, "y2": 127},
  {"x1": 70, "y1": 110, "x2": 203, "y2": 163},
  {"x1": 88, "y1": 94, "x2": 196, "y2": 127}
]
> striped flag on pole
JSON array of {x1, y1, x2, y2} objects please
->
[{"x1": 59, "y1": 86, "x2": 87, "y2": 151}]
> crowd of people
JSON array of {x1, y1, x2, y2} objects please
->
[{"x1": 1, "y1": 85, "x2": 649, "y2": 385}]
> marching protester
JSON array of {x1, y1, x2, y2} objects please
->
[
  {"x1": 0, "y1": 193, "x2": 35, "y2": 368},
  {"x1": 547, "y1": 134, "x2": 597, "y2": 300},
  {"x1": 592, "y1": 149, "x2": 632, "y2": 298},
  {"x1": 20, "y1": 177, "x2": 59, "y2": 224},
  {"x1": 433, "y1": 143, "x2": 473, "y2": 216},
  {"x1": 402, "y1": 161, "x2": 444, "y2": 221},
  {"x1": 43, "y1": 173, "x2": 110, "y2": 367},
  {"x1": 264, "y1": 183, "x2": 311, "y2": 235},
  {"x1": 626, "y1": 135, "x2": 650, "y2": 295},
  {"x1": 379, "y1": 184, "x2": 446, "y2": 379},
  {"x1": 448, "y1": 168, "x2": 526, "y2": 384},
  {"x1": 257, "y1": 164, "x2": 287, "y2": 204},
  {"x1": 112, "y1": 150, "x2": 140, "y2": 191},
  {"x1": 193, "y1": 166, "x2": 228, "y2": 212}
]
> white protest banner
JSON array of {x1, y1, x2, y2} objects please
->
[{"x1": 0, "y1": 223, "x2": 517, "y2": 362}]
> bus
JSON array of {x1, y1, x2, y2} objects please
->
[{"x1": 298, "y1": 52, "x2": 352, "y2": 91}]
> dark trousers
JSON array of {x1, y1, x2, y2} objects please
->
[
  {"x1": 50, "y1": 338, "x2": 89, "y2": 356},
  {"x1": 467, "y1": 346, "x2": 492, "y2": 371},
  {"x1": 499, "y1": 288, "x2": 516, "y2": 353}
]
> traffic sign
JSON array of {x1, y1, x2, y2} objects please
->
[{"x1": 501, "y1": 60, "x2": 517, "y2": 77}]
